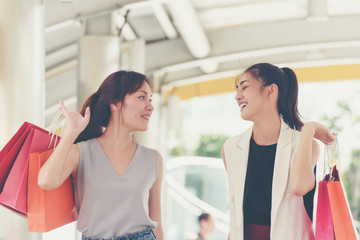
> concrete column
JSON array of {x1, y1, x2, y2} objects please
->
[
  {"x1": 0, "y1": 0, "x2": 45, "y2": 239},
  {"x1": 128, "y1": 39, "x2": 146, "y2": 74},
  {"x1": 77, "y1": 36, "x2": 121, "y2": 110}
]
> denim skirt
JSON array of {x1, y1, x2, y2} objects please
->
[{"x1": 81, "y1": 227, "x2": 156, "y2": 240}]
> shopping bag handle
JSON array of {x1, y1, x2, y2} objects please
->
[
  {"x1": 324, "y1": 136, "x2": 341, "y2": 181},
  {"x1": 46, "y1": 109, "x2": 67, "y2": 149}
]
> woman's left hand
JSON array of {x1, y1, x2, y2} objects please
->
[{"x1": 303, "y1": 122, "x2": 336, "y2": 145}]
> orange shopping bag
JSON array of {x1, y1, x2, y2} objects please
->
[
  {"x1": 324, "y1": 138, "x2": 359, "y2": 240},
  {"x1": 27, "y1": 149, "x2": 78, "y2": 232},
  {"x1": 327, "y1": 166, "x2": 358, "y2": 240}
]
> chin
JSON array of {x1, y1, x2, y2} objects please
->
[
  {"x1": 240, "y1": 112, "x2": 253, "y2": 122},
  {"x1": 240, "y1": 112, "x2": 249, "y2": 120},
  {"x1": 137, "y1": 125, "x2": 149, "y2": 131}
]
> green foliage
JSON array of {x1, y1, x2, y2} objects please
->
[
  {"x1": 194, "y1": 134, "x2": 229, "y2": 158},
  {"x1": 320, "y1": 101, "x2": 358, "y2": 132},
  {"x1": 169, "y1": 144, "x2": 188, "y2": 157}
]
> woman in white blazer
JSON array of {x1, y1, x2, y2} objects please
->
[{"x1": 222, "y1": 63, "x2": 336, "y2": 240}]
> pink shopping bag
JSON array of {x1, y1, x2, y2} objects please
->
[
  {"x1": 0, "y1": 122, "x2": 39, "y2": 192},
  {"x1": 0, "y1": 125, "x2": 58, "y2": 215},
  {"x1": 315, "y1": 177, "x2": 334, "y2": 240}
]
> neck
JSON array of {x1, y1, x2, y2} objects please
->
[
  {"x1": 252, "y1": 116, "x2": 281, "y2": 145},
  {"x1": 199, "y1": 230, "x2": 208, "y2": 239},
  {"x1": 98, "y1": 120, "x2": 135, "y2": 150}
]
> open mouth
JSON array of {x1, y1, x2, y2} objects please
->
[{"x1": 239, "y1": 103, "x2": 247, "y2": 110}]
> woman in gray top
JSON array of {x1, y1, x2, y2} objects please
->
[{"x1": 38, "y1": 71, "x2": 164, "y2": 240}]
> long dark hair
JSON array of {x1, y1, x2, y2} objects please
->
[
  {"x1": 75, "y1": 71, "x2": 152, "y2": 143},
  {"x1": 244, "y1": 63, "x2": 303, "y2": 131}
]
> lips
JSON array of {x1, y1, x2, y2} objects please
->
[
  {"x1": 238, "y1": 102, "x2": 247, "y2": 110},
  {"x1": 141, "y1": 114, "x2": 150, "y2": 120}
]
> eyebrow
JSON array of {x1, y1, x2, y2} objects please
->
[
  {"x1": 138, "y1": 89, "x2": 152, "y2": 96},
  {"x1": 239, "y1": 80, "x2": 249, "y2": 85}
]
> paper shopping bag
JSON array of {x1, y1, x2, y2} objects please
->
[
  {"x1": 327, "y1": 179, "x2": 358, "y2": 240},
  {"x1": 0, "y1": 127, "x2": 58, "y2": 215},
  {"x1": 315, "y1": 179, "x2": 334, "y2": 240},
  {"x1": 28, "y1": 149, "x2": 78, "y2": 232},
  {"x1": 0, "y1": 122, "x2": 43, "y2": 192}
]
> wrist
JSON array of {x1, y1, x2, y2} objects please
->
[
  {"x1": 302, "y1": 122, "x2": 316, "y2": 136},
  {"x1": 62, "y1": 127, "x2": 82, "y2": 140}
]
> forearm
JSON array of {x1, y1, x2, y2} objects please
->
[
  {"x1": 289, "y1": 124, "x2": 317, "y2": 196},
  {"x1": 153, "y1": 225, "x2": 164, "y2": 240},
  {"x1": 38, "y1": 129, "x2": 79, "y2": 190}
]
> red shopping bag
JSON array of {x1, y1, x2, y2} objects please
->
[
  {"x1": 0, "y1": 126, "x2": 58, "y2": 215},
  {"x1": 327, "y1": 166, "x2": 358, "y2": 240},
  {"x1": 0, "y1": 122, "x2": 42, "y2": 192},
  {"x1": 315, "y1": 177, "x2": 334, "y2": 240},
  {"x1": 28, "y1": 149, "x2": 78, "y2": 232}
]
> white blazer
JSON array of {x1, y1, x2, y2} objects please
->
[{"x1": 224, "y1": 120, "x2": 315, "y2": 240}]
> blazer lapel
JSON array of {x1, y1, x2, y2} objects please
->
[
  {"x1": 233, "y1": 127, "x2": 253, "y2": 225},
  {"x1": 271, "y1": 120, "x2": 293, "y2": 223}
]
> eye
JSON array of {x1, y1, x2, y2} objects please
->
[
  {"x1": 139, "y1": 96, "x2": 145, "y2": 100},
  {"x1": 242, "y1": 86, "x2": 248, "y2": 90}
]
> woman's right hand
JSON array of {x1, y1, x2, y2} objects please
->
[
  {"x1": 302, "y1": 121, "x2": 336, "y2": 145},
  {"x1": 59, "y1": 99, "x2": 91, "y2": 135}
]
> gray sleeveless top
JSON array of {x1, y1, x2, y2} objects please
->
[{"x1": 73, "y1": 138, "x2": 158, "y2": 238}]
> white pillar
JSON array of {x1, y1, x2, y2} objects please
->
[
  {"x1": 128, "y1": 39, "x2": 146, "y2": 74},
  {"x1": 77, "y1": 36, "x2": 121, "y2": 110},
  {"x1": 0, "y1": 0, "x2": 44, "y2": 239}
]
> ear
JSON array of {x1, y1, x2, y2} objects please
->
[
  {"x1": 110, "y1": 102, "x2": 121, "y2": 112},
  {"x1": 266, "y1": 83, "x2": 278, "y2": 98}
]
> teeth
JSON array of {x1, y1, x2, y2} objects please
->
[{"x1": 240, "y1": 103, "x2": 247, "y2": 109}]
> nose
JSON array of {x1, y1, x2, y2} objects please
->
[
  {"x1": 235, "y1": 89, "x2": 242, "y2": 101},
  {"x1": 146, "y1": 101, "x2": 154, "y2": 112}
]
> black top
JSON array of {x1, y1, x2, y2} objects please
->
[
  {"x1": 243, "y1": 137, "x2": 277, "y2": 225},
  {"x1": 243, "y1": 137, "x2": 316, "y2": 226}
]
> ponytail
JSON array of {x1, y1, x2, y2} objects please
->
[
  {"x1": 244, "y1": 63, "x2": 303, "y2": 131},
  {"x1": 279, "y1": 67, "x2": 303, "y2": 131},
  {"x1": 74, "y1": 92, "x2": 105, "y2": 143}
]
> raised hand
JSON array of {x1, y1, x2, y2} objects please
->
[{"x1": 59, "y1": 99, "x2": 91, "y2": 135}]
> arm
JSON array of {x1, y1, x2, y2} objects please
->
[
  {"x1": 38, "y1": 100, "x2": 90, "y2": 190},
  {"x1": 149, "y1": 153, "x2": 164, "y2": 240},
  {"x1": 289, "y1": 122, "x2": 335, "y2": 196}
]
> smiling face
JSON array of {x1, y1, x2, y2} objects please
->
[
  {"x1": 119, "y1": 82, "x2": 154, "y2": 131},
  {"x1": 235, "y1": 72, "x2": 271, "y2": 121}
]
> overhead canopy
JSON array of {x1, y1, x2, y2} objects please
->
[
  {"x1": 43, "y1": 0, "x2": 360, "y2": 124},
  {"x1": 164, "y1": 64, "x2": 360, "y2": 101}
]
